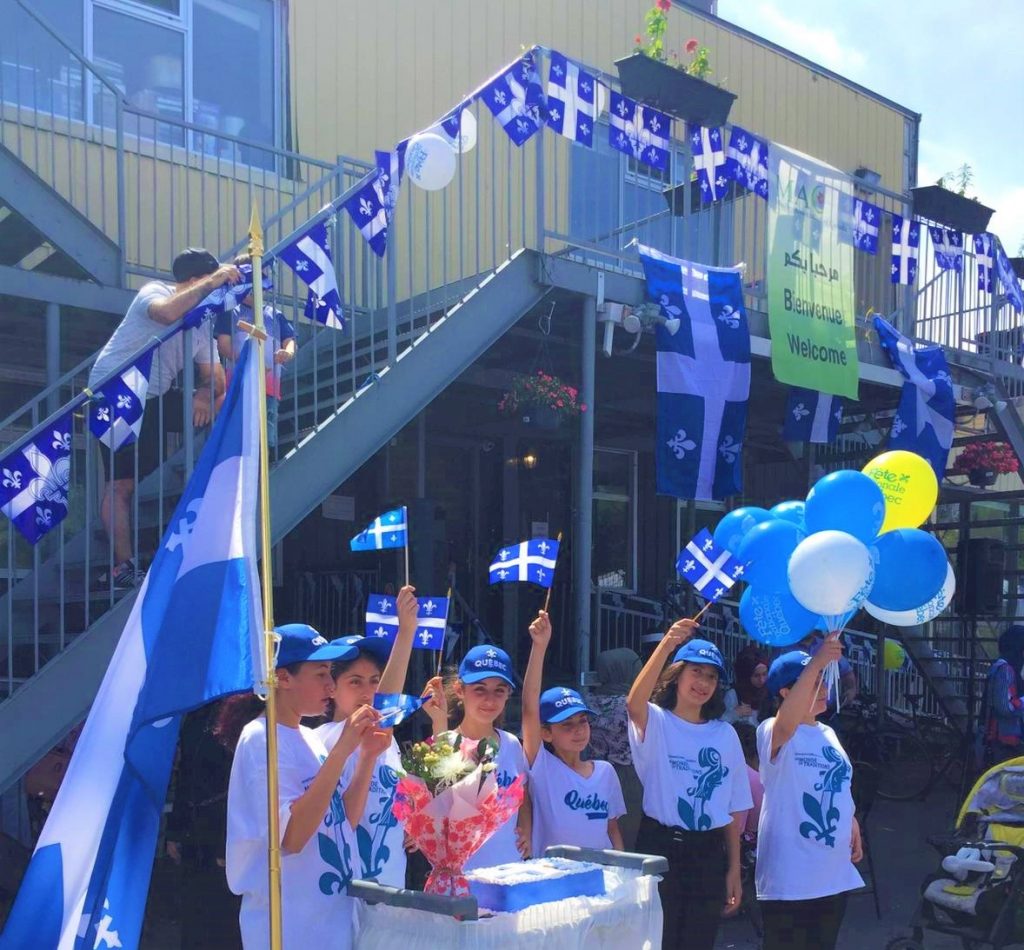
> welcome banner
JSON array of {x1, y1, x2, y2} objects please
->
[{"x1": 767, "y1": 144, "x2": 859, "y2": 399}]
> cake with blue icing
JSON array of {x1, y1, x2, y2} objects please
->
[{"x1": 466, "y1": 857, "x2": 606, "y2": 912}]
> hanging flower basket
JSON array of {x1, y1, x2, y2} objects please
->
[
  {"x1": 498, "y1": 371, "x2": 585, "y2": 428},
  {"x1": 953, "y1": 441, "x2": 1018, "y2": 488},
  {"x1": 968, "y1": 469, "x2": 998, "y2": 488},
  {"x1": 911, "y1": 185, "x2": 994, "y2": 234}
]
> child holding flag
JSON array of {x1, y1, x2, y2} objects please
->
[
  {"x1": 627, "y1": 619, "x2": 750, "y2": 950},
  {"x1": 521, "y1": 609, "x2": 625, "y2": 855}
]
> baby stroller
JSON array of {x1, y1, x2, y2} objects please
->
[{"x1": 886, "y1": 756, "x2": 1024, "y2": 950}]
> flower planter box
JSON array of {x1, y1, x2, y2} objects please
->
[
  {"x1": 662, "y1": 176, "x2": 740, "y2": 215},
  {"x1": 615, "y1": 54, "x2": 735, "y2": 126},
  {"x1": 911, "y1": 185, "x2": 994, "y2": 234}
]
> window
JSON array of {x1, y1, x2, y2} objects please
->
[{"x1": 592, "y1": 448, "x2": 637, "y2": 590}]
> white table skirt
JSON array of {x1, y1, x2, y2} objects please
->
[{"x1": 354, "y1": 867, "x2": 663, "y2": 949}]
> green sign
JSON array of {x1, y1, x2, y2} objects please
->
[{"x1": 767, "y1": 144, "x2": 859, "y2": 399}]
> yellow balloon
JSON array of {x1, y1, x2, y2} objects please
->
[
  {"x1": 883, "y1": 638, "x2": 906, "y2": 671},
  {"x1": 861, "y1": 450, "x2": 938, "y2": 533}
]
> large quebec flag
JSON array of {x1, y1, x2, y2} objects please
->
[{"x1": 1, "y1": 343, "x2": 264, "y2": 950}]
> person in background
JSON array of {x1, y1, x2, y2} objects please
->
[
  {"x1": 732, "y1": 721, "x2": 763, "y2": 839},
  {"x1": 89, "y1": 248, "x2": 234, "y2": 589},
  {"x1": 724, "y1": 646, "x2": 769, "y2": 727},
  {"x1": 583, "y1": 647, "x2": 643, "y2": 850},
  {"x1": 216, "y1": 254, "x2": 295, "y2": 449},
  {"x1": 983, "y1": 625, "x2": 1024, "y2": 764}
]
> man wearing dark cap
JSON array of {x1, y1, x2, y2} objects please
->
[{"x1": 88, "y1": 248, "x2": 239, "y2": 589}]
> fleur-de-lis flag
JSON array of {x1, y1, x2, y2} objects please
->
[
  {"x1": 279, "y1": 218, "x2": 345, "y2": 328},
  {"x1": 88, "y1": 349, "x2": 155, "y2": 451},
  {"x1": 479, "y1": 51, "x2": 547, "y2": 146}
]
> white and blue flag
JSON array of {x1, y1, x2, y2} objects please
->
[
  {"x1": 435, "y1": 99, "x2": 473, "y2": 150},
  {"x1": 675, "y1": 528, "x2": 746, "y2": 602},
  {"x1": 179, "y1": 262, "x2": 259, "y2": 329},
  {"x1": 994, "y1": 236, "x2": 1024, "y2": 314},
  {"x1": 928, "y1": 225, "x2": 964, "y2": 273},
  {"x1": 489, "y1": 538, "x2": 559, "y2": 588},
  {"x1": 365, "y1": 592, "x2": 449, "y2": 650},
  {"x1": 640, "y1": 244, "x2": 750, "y2": 501},
  {"x1": 609, "y1": 92, "x2": 671, "y2": 171},
  {"x1": 0, "y1": 410, "x2": 73, "y2": 544},
  {"x1": 891, "y1": 213, "x2": 920, "y2": 285},
  {"x1": 88, "y1": 348, "x2": 154, "y2": 451},
  {"x1": 350, "y1": 507, "x2": 408, "y2": 551},
  {"x1": 373, "y1": 692, "x2": 427, "y2": 728},
  {"x1": 690, "y1": 125, "x2": 728, "y2": 203},
  {"x1": 839, "y1": 196, "x2": 880, "y2": 255},
  {"x1": 783, "y1": 387, "x2": 844, "y2": 444},
  {"x1": 725, "y1": 125, "x2": 767, "y2": 199},
  {"x1": 478, "y1": 52, "x2": 547, "y2": 147},
  {"x1": 375, "y1": 144, "x2": 407, "y2": 222},
  {"x1": 974, "y1": 233, "x2": 994, "y2": 292},
  {"x1": 279, "y1": 218, "x2": 344, "y2": 329},
  {"x1": 546, "y1": 50, "x2": 597, "y2": 147},
  {"x1": 0, "y1": 343, "x2": 262, "y2": 950},
  {"x1": 874, "y1": 315, "x2": 955, "y2": 479}
]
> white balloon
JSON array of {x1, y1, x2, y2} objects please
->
[
  {"x1": 864, "y1": 562, "x2": 956, "y2": 627},
  {"x1": 788, "y1": 530, "x2": 873, "y2": 616},
  {"x1": 427, "y1": 108, "x2": 477, "y2": 154},
  {"x1": 405, "y1": 132, "x2": 456, "y2": 191}
]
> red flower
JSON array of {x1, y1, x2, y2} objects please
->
[
  {"x1": 656, "y1": 0, "x2": 671, "y2": 11},
  {"x1": 635, "y1": 34, "x2": 644, "y2": 44},
  {"x1": 580, "y1": 403, "x2": 588, "y2": 412},
  {"x1": 685, "y1": 37, "x2": 699, "y2": 53}
]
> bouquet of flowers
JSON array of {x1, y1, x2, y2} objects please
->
[
  {"x1": 393, "y1": 731, "x2": 526, "y2": 896},
  {"x1": 497, "y1": 371, "x2": 586, "y2": 422}
]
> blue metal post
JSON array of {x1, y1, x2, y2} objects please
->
[{"x1": 575, "y1": 296, "x2": 597, "y2": 683}]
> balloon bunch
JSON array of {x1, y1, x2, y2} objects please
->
[{"x1": 715, "y1": 450, "x2": 955, "y2": 650}]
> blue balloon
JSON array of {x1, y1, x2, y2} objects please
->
[
  {"x1": 770, "y1": 500, "x2": 806, "y2": 531},
  {"x1": 737, "y1": 519, "x2": 805, "y2": 588},
  {"x1": 869, "y1": 529, "x2": 947, "y2": 612},
  {"x1": 714, "y1": 506, "x2": 773, "y2": 554},
  {"x1": 805, "y1": 470, "x2": 886, "y2": 543},
  {"x1": 740, "y1": 586, "x2": 819, "y2": 647}
]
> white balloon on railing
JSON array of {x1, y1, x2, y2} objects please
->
[
  {"x1": 787, "y1": 530, "x2": 874, "y2": 617},
  {"x1": 426, "y1": 108, "x2": 477, "y2": 154},
  {"x1": 864, "y1": 562, "x2": 956, "y2": 627},
  {"x1": 405, "y1": 132, "x2": 456, "y2": 191}
]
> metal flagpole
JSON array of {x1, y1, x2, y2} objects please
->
[{"x1": 246, "y1": 205, "x2": 284, "y2": 950}]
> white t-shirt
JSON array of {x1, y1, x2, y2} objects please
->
[
  {"x1": 317, "y1": 720, "x2": 407, "y2": 889},
  {"x1": 755, "y1": 718, "x2": 864, "y2": 900},
  {"x1": 226, "y1": 718, "x2": 356, "y2": 950},
  {"x1": 628, "y1": 703, "x2": 752, "y2": 830},
  {"x1": 529, "y1": 746, "x2": 625, "y2": 856},
  {"x1": 723, "y1": 688, "x2": 761, "y2": 727},
  {"x1": 462, "y1": 729, "x2": 529, "y2": 871},
  {"x1": 89, "y1": 281, "x2": 213, "y2": 397}
]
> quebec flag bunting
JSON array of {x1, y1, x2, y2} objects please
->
[
  {"x1": 350, "y1": 507, "x2": 408, "y2": 551},
  {"x1": 365, "y1": 592, "x2": 449, "y2": 650},
  {"x1": 994, "y1": 236, "x2": 1024, "y2": 314},
  {"x1": 783, "y1": 386, "x2": 844, "y2": 444},
  {"x1": 928, "y1": 225, "x2": 964, "y2": 273},
  {"x1": 640, "y1": 244, "x2": 750, "y2": 501},
  {"x1": 874, "y1": 315, "x2": 955, "y2": 479},
  {"x1": 0, "y1": 410, "x2": 73, "y2": 544},
  {"x1": 676, "y1": 528, "x2": 746, "y2": 602},
  {"x1": 839, "y1": 196, "x2": 880, "y2": 255},
  {"x1": 974, "y1": 234, "x2": 994, "y2": 292},
  {"x1": 279, "y1": 218, "x2": 345, "y2": 328},
  {"x1": 545, "y1": 50, "x2": 598, "y2": 148},
  {"x1": 478, "y1": 52, "x2": 547, "y2": 147},
  {"x1": 725, "y1": 125, "x2": 767, "y2": 199},
  {"x1": 88, "y1": 348, "x2": 154, "y2": 451},
  {"x1": 690, "y1": 125, "x2": 728, "y2": 202},
  {"x1": 891, "y1": 213, "x2": 920, "y2": 285},
  {"x1": 0, "y1": 342, "x2": 262, "y2": 950},
  {"x1": 609, "y1": 91, "x2": 671, "y2": 171},
  {"x1": 489, "y1": 538, "x2": 559, "y2": 588},
  {"x1": 435, "y1": 100, "x2": 473, "y2": 150},
  {"x1": 179, "y1": 265, "x2": 256, "y2": 329}
]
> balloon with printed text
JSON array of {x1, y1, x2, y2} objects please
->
[
  {"x1": 862, "y1": 450, "x2": 938, "y2": 534},
  {"x1": 739, "y1": 586, "x2": 819, "y2": 647}
]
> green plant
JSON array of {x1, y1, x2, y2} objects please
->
[
  {"x1": 633, "y1": 1, "x2": 713, "y2": 78},
  {"x1": 936, "y1": 163, "x2": 974, "y2": 197},
  {"x1": 498, "y1": 371, "x2": 586, "y2": 421},
  {"x1": 400, "y1": 731, "x2": 498, "y2": 795}
]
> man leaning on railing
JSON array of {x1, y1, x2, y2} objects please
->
[{"x1": 88, "y1": 248, "x2": 236, "y2": 590}]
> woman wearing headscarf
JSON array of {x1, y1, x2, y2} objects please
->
[
  {"x1": 984, "y1": 625, "x2": 1024, "y2": 764},
  {"x1": 724, "y1": 646, "x2": 770, "y2": 727},
  {"x1": 584, "y1": 647, "x2": 643, "y2": 849}
]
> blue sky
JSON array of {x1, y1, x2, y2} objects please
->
[{"x1": 717, "y1": 0, "x2": 1024, "y2": 253}]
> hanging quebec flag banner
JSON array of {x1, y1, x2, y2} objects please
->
[
  {"x1": 639, "y1": 245, "x2": 750, "y2": 501},
  {"x1": 478, "y1": 51, "x2": 547, "y2": 146},
  {"x1": 783, "y1": 386, "x2": 844, "y2": 444},
  {"x1": 608, "y1": 92, "x2": 671, "y2": 171},
  {"x1": 88, "y1": 347, "x2": 155, "y2": 451},
  {"x1": 0, "y1": 342, "x2": 263, "y2": 950},
  {"x1": 279, "y1": 218, "x2": 345, "y2": 328},
  {"x1": 545, "y1": 50, "x2": 599, "y2": 148}
]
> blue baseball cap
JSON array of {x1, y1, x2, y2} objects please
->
[
  {"x1": 458, "y1": 645, "x2": 516, "y2": 688},
  {"x1": 540, "y1": 686, "x2": 595, "y2": 724},
  {"x1": 329, "y1": 634, "x2": 392, "y2": 664},
  {"x1": 275, "y1": 624, "x2": 357, "y2": 668},
  {"x1": 672, "y1": 639, "x2": 725, "y2": 673},
  {"x1": 767, "y1": 650, "x2": 814, "y2": 696}
]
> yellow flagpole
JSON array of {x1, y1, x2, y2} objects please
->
[{"x1": 247, "y1": 205, "x2": 284, "y2": 950}]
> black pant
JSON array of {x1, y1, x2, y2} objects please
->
[
  {"x1": 636, "y1": 815, "x2": 726, "y2": 950},
  {"x1": 759, "y1": 893, "x2": 848, "y2": 950}
]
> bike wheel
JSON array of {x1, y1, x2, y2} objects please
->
[{"x1": 872, "y1": 729, "x2": 934, "y2": 801}]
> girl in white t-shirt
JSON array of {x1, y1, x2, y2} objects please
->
[
  {"x1": 446, "y1": 644, "x2": 532, "y2": 871},
  {"x1": 755, "y1": 640, "x2": 864, "y2": 950},
  {"x1": 521, "y1": 610, "x2": 625, "y2": 856},
  {"x1": 315, "y1": 588, "x2": 445, "y2": 889},
  {"x1": 627, "y1": 620, "x2": 751, "y2": 950},
  {"x1": 225, "y1": 623, "x2": 386, "y2": 950}
]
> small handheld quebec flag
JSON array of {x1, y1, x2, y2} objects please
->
[{"x1": 676, "y1": 528, "x2": 746, "y2": 603}]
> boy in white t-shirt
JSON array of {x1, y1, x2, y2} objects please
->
[
  {"x1": 226, "y1": 624, "x2": 385, "y2": 950},
  {"x1": 755, "y1": 641, "x2": 864, "y2": 950},
  {"x1": 521, "y1": 610, "x2": 625, "y2": 856}
]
